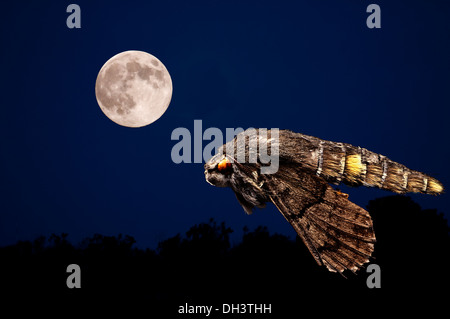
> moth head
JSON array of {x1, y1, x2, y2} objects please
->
[{"x1": 204, "y1": 155, "x2": 234, "y2": 187}]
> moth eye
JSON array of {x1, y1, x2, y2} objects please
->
[{"x1": 217, "y1": 158, "x2": 232, "y2": 173}]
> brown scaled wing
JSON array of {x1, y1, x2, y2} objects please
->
[{"x1": 263, "y1": 162, "x2": 376, "y2": 274}]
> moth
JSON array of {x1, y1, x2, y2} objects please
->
[{"x1": 204, "y1": 129, "x2": 444, "y2": 274}]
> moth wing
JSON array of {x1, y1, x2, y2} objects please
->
[
  {"x1": 234, "y1": 191, "x2": 254, "y2": 215},
  {"x1": 264, "y1": 164, "x2": 376, "y2": 274}
]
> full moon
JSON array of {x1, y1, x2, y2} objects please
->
[{"x1": 95, "y1": 50, "x2": 173, "y2": 128}]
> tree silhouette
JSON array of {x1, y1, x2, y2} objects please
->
[
  {"x1": 368, "y1": 196, "x2": 450, "y2": 292},
  {"x1": 0, "y1": 196, "x2": 448, "y2": 312}
]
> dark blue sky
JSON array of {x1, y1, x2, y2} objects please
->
[{"x1": 1, "y1": 0, "x2": 449, "y2": 248}]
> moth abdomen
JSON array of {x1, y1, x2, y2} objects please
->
[
  {"x1": 318, "y1": 143, "x2": 444, "y2": 195},
  {"x1": 404, "y1": 170, "x2": 443, "y2": 195},
  {"x1": 381, "y1": 161, "x2": 443, "y2": 195},
  {"x1": 277, "y1": 131, "x2": 443, "y2": 195}
]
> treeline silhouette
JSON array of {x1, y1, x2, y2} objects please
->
[{"x1": 1, "y1": 196, "x2": 449, "y2": 312}]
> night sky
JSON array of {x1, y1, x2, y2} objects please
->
[{"x1": 1, "y1": 0, "x2": 449, "y2": 250}]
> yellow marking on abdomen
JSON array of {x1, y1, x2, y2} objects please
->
[
  {"x1": 345, "y1": 154, "x2": 365, "y2": 182},
  {"x1": 427, "y1": 178, "x2": 444, "y2": 194}
]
